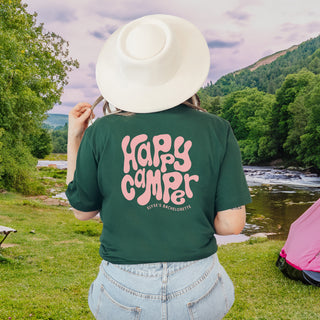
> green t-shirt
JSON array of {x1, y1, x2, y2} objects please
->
[{"x1": 66, "y1": 105, "x2": 251, "y2": 264}]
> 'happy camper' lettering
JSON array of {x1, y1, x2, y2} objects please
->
[{"x1": 120, "y1": 134, "x2": 199, "y2": 206}]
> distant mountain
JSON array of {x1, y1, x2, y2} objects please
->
[
  {"x1": 44, "y1": 114, "x2": 68, "y2": 129},
  {"x1": 203, "y1": 35, "x2": 320, "y2": 97},
  {"x1": 244, "y1": 45, "x2": 299, "y2": 72}
]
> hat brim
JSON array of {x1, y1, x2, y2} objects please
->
[{"x1": 96, "y1": 15, "x2": 210, "y2": 113}]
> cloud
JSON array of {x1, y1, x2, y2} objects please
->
[
  {"x1": 92, "y1": 0, "x2": 161, "y2": 21},
  {"x1": 203, "y1": 28, "x2": 243, "y2": 50},
  {"x1": 280, "y1": 23, "x2": 297, "y2": 33},
  {"x1": 279, "y1": 21, "x2": 320, "y2": 43},
  {"x1": 98, "y1": 9, "x2": 154, "y2": 21},
  {"x1": 51, "y1": 9, "x2": 77, "y2": 23},
  {"x1": 27, "y1": 3, "x2": 77, "y2": 23},
  {"x1": 207, "y1": 39, "x2": 242, "y2": 49},
  {"x1": 106, "y1": 25, "x2": 119, "y2": 34},
  {"x1": 90, "y1": 30, "x2": 106, "y2": 40},
  {"x1": 87, "y1": 63, "x2": 96, "y2": 80},
  {"x1": 305, "y1": 21, "x2": 320, "y2": 33},
  {"x1": 227, "y1": 10, "x2": 250, "y2": 21},
  {"x1": 90, "y1": 24, "x2": 119, "y2": 40}
]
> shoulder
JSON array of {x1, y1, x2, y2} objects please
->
[
  {"x1": 185, "y1": 107, "x2": 231, "y2": 132},
  {"x1": 81, "y1": 115, "x2": 114, "y2": 145},
  {"x1": 203, "y1": 111, "x2": 230, "y2": 126},
  {"x1": 86, "y1": 114, "x2": 121, "y2": 134},
  {"x1": 91, "y1": 114, "x2": 118, "y2": 127}
]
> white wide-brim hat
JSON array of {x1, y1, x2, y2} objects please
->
[{"x1": 96, "y1": 14, "x2": 210, "y2": 113}]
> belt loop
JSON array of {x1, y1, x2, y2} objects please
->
[{"x1": 162, "y1": 262, "x2": 168, "y2": 284}]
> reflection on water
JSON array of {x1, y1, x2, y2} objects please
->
[
  {"x1": 245, "y1": 184, "x2": 320, "y2": 240},
  {"x1": 243, "y1": 166, "x2": 320, "y2": 239}
]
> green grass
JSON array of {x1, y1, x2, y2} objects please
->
[
  {"x1": 1, "y1": 191, "x2": 320, "y2": 319},
  {"x1": 220, "y1": 241, "x2": 320, "y2": 320},
  {"x1": 0, "y1": 193, "x2": 100, "y2": 319},
  {"x1": 35, "y1": 167, "x2": 67, "y2": 197}
]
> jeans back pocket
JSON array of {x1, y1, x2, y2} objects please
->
[
  {"x1": 94, "y1": 284, "x2": 142, "y2": 320},
  {"x1": 187, "y1": 273, "x2": 234, "y2": 320}
]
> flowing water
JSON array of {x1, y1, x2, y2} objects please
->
[
  {"x1": 38, "y1": 161, "x2": 320, "y2": 240},
  {"x1": 244, "y1": 166, "x2": 320, "y2": 239}
]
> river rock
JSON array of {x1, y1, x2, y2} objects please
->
[
  {"x1": 215, "y1": 234, "x2": 250, "y2": 245},
  {"x1": 250, "y1": 233, "x2": 268, "y2": 239}
]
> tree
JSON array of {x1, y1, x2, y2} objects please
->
[
  {"x1": 51, "y1": 123, "x2": 68, "y2": 154},
  {"x1": 219, "y1": 88, "x2": 275, "y2": 164},
  {"x1": 268, "y1": 69, "x2": 315, "y2": 160},
  {"x1": 296, "y1": 76, "x2": 320, "y2": 168},
  {"x1": 198, "y1": 89, "x2": 222, "y2": 114},
  {"x1": 29, "y1": 128, "x2": 53, "y2": 159},
  {"x1": 307, "y1": 48, "x2": 320, "y2": 74},
  {"x1": 0, "y1": 0, "x2": 78, "y2": 193},
  {"x1": 283, "y1": 94, "x2": 310, "y2": 158}
]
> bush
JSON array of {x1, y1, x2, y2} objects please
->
[
  {"x1": 28, "y1": 128, "x2": 53, "y2": 159},
  {"x1": 0, "y1": 131, "x2": 45, "y2": 195}
]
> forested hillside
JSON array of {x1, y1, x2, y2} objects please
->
[
  {"x1": 203, "y1": 35, "x2": 320, "y2": 96},
  {"x1": 199, "y1": 35, "x2": 320, "y2": 170},
  {"x1": 44, "y1": 114, "x2": 68, "y2": 129}
]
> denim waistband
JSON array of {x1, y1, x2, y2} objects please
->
[
  {"x1": 98, "y1": 253, "x2": 220, "y2": 302},
  {"x1": 102, "y1": 253, "x2": 217, "y2": 278}
]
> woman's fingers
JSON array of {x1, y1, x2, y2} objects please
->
[
  {"x1": 68, "y1": 103, "x2": 95, "y2": 139},
  {"x1": 70, "y1": 103, "x2": 92, "y2": 118},
  {"x1": 79, "y1": 108, "x2": 92, "y2": 123}
]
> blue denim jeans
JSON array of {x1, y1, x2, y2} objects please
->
[{"x1": 88, "y1": 253, "x2": 234, "y2": 320}]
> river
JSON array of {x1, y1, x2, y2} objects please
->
[
  {"x1": 38, "y1": 161, "x2": 320, "y2": 240},
  {"x1": 244, "y1": 166, "x2": 320, "y2": 240}
]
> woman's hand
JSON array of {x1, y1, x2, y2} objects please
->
[
  {"x1": 66, "y1": 103, "x2": 95, "y2": 185},
  {"x1": 68, "y1": 102, "x2": 94, "y2": 140}
]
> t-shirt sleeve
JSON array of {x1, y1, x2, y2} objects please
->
[
  {"x1": 215, "y1": 124, "x2": 251, "y2": 212},
  {"x1": 66, "y1": 129, "x2": 103, "y2": 212}
]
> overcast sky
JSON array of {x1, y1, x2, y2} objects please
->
[{"x1": 24, "y1": 0, "x2": 320, "y2": 115}]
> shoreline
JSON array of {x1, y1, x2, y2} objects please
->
[
  {"x1": 216, "y1": 234, "x2": 249, "y2": 245},
  {"x1": 216, "y1": 232, "x2": 275, "y2": 245}
]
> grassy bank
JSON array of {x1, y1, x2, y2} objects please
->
[
  {"x1": 1, "y1": 191, "x2": 320, "y2": 319},
  {"x1": 0, "y1": 192, "x2": 100, "y2": 319},
  {"x1": 220, "y1": 241, "x2": 320, "y2": 320}
]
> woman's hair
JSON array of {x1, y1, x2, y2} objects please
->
[
  {"x1": 182, "y1": 94, "x2": 207, "y2": 113},
  {"x1": 91, "y1": 94, "x2": 207, "y2": 118}
]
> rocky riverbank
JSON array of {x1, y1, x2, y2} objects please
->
[{"x1": 244, "y1": 166, "x2": 320, "y2": 188}]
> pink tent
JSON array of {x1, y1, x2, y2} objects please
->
[{"x1": 277, "y1": 198, "x2": 320, "y2": 286}]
